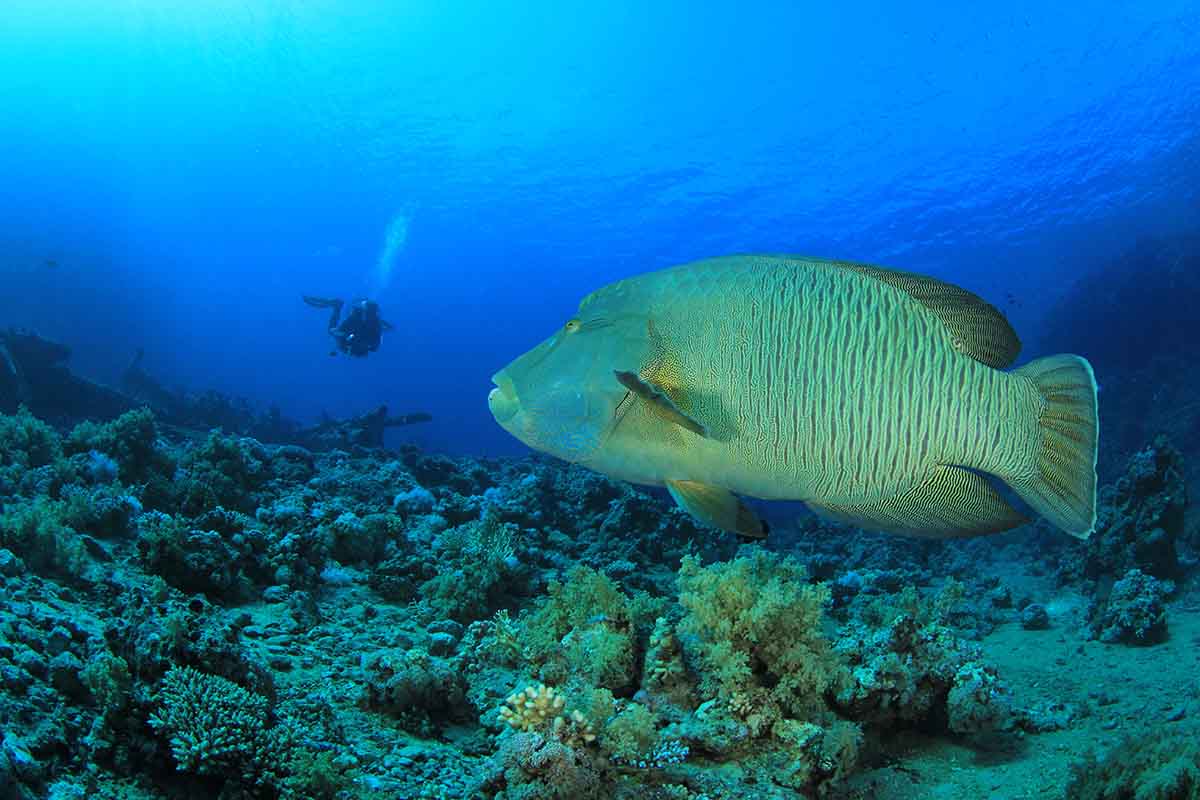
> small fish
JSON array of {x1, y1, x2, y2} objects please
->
[
  {"x1": 44, "y1": 259, "x2": 59, "y2": 269},
  {"x1": 488, "y1": 255, "x2": 1098, "y2": 541}
]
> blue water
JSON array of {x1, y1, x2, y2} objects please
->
[{"x1": 2, "y1": 1, "x2": 1198, "y2": 456}]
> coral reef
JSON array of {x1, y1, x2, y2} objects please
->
[
  {"x1": 832, "y1": 583, "x2": 1015, "y2": 735},
  {"x1": 1087, "y1": 568, "x2": 1171, "y2": 645},
  {"x1": 1052, "y1": 437, "x2": 1187, "y2": 585},
  {"x1": 0, "y1": 403, "x2": 1194, "y2": 799}
]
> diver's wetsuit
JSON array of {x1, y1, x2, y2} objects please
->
[{"x1": 304, "y1": 297, "x2": 390, "y2": 357}]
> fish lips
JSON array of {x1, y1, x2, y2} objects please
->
[{"x1": 488, "y1": 372, "x2": 520, "y2": 426}]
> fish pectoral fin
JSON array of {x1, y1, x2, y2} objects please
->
[
  {"x1": 807, "y1": 465, "x2": 1028, "y2": 538},
  {"x1": 834, "y1": 263, "x2": 1021, "y2": 369},
  {"x1": 666, "y1": 480, "x2": 768, "y2": 540},
  {"x1": 614, "y1": 370, "x2": 708, "y2": 437}
]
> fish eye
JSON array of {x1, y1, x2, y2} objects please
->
[{"x1": 564, "y1": 319, "x2": 581, "y2": 333}]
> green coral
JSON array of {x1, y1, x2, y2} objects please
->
[
  {"x1": 1066, "y1": 727, "x2": 1200, "y2": 799},
  {"x1": 419, "y1": 513, "x2": 520, "y2": 622},
  {"x1": 0, "y1": 405, "x2": 62, "y2": 471},
  {"x1": 600, "y1": 701, "x2": 658, "y2": 763},
  {"x1": 82, "y1": 653, "x2": 133, "y2": 716},
  {"x1": 677, "y1": 551, "x2": 841, "y2": 737},
  {"x1": 641, "y1": 616, "x2": 692, "y2": 708},
  {"x1": 148, "y1": 667, "x2": 350, "y2": 799},
  {"x1": 60, "y1": 483, "x2": 141, "y2": 538},
  {"x1": 66, "y1": 408, "x2": 174, "y2": 488},
  {"x1": 148, "y1": 666, "x2": 276, "y2": 778},
  {"x1": 0, "y1": 495, "x2": 90, "y2": 579},
  {"x1": 177, "y1": 429, "x2": 273, "y2": 514},
  {"x1": 519, "y1": 565, "x2": 662, "y2": 694}
]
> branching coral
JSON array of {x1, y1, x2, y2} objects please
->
[
  {"x1": 148, "y1": 666, "x2": 277, "y2": 779},
  {"x1": 149, "y1": 666, "x2": 352, "y2": 798},
  {"x1": 499, "y1": 684, "x2": 597, "y2": 747}
]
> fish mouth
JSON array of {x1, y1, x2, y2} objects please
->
[{"x1": 488, "y1": 372, "x2": 519, "y2": 425}]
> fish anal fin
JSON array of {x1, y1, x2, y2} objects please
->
[
  {"x1": 667, "y1": 480, "x2": 767, "y2": 540},
  {"x1": 615, "y1": 370, "x2": 708, "y2": 437},
  {"x1": 835, "y1": 263, "x2": 1021, "y2": 369},
  {"x1": 807, "y1": 465, "x2": 1028, "y2": 538}
]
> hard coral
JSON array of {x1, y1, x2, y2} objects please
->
[
  {"x1": 148, "y1": 666, "x2": 274, "y2": 778},
  {"x1": 361, "y1": 647, "x2": 467, "y2": 734},
  {"x1": 493, "y1": 731, "x2": 606, "y2": 800},
  {"x1": 1057, "y1": 437, "x2": 1187, "y2": 583},
  {"x1": 1088, "y1": 568, "x2": 1171, "y2": 645},
  {"x1": 180, "y1": 430, "x2": 272, "y2": 514},
  {"x1": 499, "y1": 684, "x2": 597, "y2": 747},
  {"x1": 832, "y1": 584, "x2": 1011, "y2": 734},
  {"x1": 148, "y1": 666, "x2": 351, "y2": 798}
]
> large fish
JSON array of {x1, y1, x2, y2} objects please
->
[{"x1": 488, "y1": 256, "x2": 1098, "y2": 540}]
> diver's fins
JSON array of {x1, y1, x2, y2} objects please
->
[{"x1": 303, "y1": 295, "x2": 341, "y2": 309}]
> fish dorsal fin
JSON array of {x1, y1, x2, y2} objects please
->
[
  {"x1": 835, "y1": 263, "x2": 1021, "y2": 369},
  {"x1": 807, "y1": 464, "x2": 1028, "y2": 538},
  {"x1": 614, "y1": 370, "x2": 708, "y2": 437}
]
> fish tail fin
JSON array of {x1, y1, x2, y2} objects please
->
[{"x1": 1007, "y1": 354, "x2": 1099, "y2": 539}]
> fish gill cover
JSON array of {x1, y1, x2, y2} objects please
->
[{"x1": 1, "y1": 2, "x2": 1200, "y2": 799}]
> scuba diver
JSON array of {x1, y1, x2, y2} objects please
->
[{"x1": 303, "y1": 297, "x2": 392, "y2": 357}]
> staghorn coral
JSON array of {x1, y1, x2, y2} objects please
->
[
  {"x1": 145, "y1": 666, "x2": 283, "y2": 791},
  {"x1": 147, "y1": 666, "x2": 351, "y2": 799},
  {"x1": 148, "y1": 666, "x2": 276, "y2": 779}
]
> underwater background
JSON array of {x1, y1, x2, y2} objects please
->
[
  {"x1": 3, "y1": 2, "x2": 1200, "y2": 799},
  {"x1": 3, "y1": 1, "x2": 1199, "y2": 455}
]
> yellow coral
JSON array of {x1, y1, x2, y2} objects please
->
[
  {"x1": 499, "y1": 684, "x2": 566, "y2": 731},
  {"x1": 498, "y1": 684, "x2": 597, "y2": 746}
]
